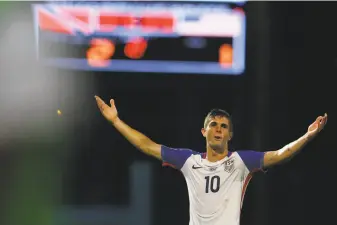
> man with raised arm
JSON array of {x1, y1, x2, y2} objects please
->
[{"x1": 94, "y1": 96, "x2": 328, "y2": 225}]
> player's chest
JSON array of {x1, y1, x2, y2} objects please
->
[
  {"x1": 191, "y1": 157, "x2": 240, "y2": 175},
  {"x1": 190, "y1": 158, "x2": 244, "y2": 185}
]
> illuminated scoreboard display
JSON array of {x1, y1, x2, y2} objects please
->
[{"x1": 33, "y1": 0, "x2": 247, "y2": 75}]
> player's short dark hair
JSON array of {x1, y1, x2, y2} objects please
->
[{"x1": 204, "y1": 109, "x2": 233, "y2": 133}]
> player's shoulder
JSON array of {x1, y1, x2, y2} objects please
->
[
  {"x1": 161, "y1": 145, "x2": 202, "y2": 169},
  {"x1": 233, "y1": 149, "x2": 266, "y2": 172},
  {"x1": 180, "y1": 151, "x2": 205, "y2": 171},
  {"x1": 187, "y1": 151, "x2": 205, "y2": 162},
  {"x1": 161, "y1": 145, "x2": 200, "y2": 156},
  {"x1": 224, "y1": 151, "x2": 246, "y2": 168},
  {"x1": 182, "y1": 149, "x2": 204, "y2": 163},
  {"x1": 175, "y1": 148, "x2": 205, "y2": 167}
]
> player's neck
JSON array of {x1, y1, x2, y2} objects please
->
[{"x1": 206, "y1": 146, "x2": 229, "y2": 162}]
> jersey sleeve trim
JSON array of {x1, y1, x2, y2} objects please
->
[
  {"x1": 161, "y1": 145, "x2": 196, "y2": 170},
  {"x1": 237, "y1": 150, "x2": 266, "y2": 173}
]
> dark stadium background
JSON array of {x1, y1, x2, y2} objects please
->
[{"x1": 0, "y1": 2, "x2": 336, "y2": 225}]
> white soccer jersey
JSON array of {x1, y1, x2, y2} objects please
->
[{"x1": 161, "y1": 146, "x2": 265, "y2": 225}]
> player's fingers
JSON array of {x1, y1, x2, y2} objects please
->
[
  {"x1": 317, "y1": 115, "x2": 328, "y2": 131},
  {"x1": 110, "y1": 99, "x2": 115, "y2": 107},
  {"x1": 320, "y1": 114, "x2": 327, "y2": 122},
  {"x1": 311, "y1": 116, "x2": 320, "y2": 127},
  {"x1": 95, "y1": 95, "x2": 102, "y2": 101},
  {"x1": 315, "y1": 116, "x2": 323, "y2": 122},
  {"x1": 313, "y1": 116, "x2": 323, "y2": 127},
  {"x1": 94, "y1": 96, "x2": 103, "y2": 105},
  {"x1": 321, "y1": 114, "x2": 328, "y2": 127},
  {"x1": 95, "y1": 96, "x2": 107, "y2": 110}
]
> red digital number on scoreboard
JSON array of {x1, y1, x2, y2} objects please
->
[
  {"x1": 86, "y1": 37, "x2": 148, "y2": 67},
  {"x1": 219, "y1": 44, "x2": 233, "y2": 68},
  {"x1": 87, "y1": 39, "x2": 115, "y2": 67},
  {"x1": 124, "y1": 37, "x2": 148, "y2": 59}
]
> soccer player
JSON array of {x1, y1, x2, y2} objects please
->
[{"x1": 94, "y1": 96, "x2": 328, "y2": 225}]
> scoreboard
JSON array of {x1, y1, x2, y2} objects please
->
[{"x1": 33, "y1": 0, "x2": 247, "y2": 75}]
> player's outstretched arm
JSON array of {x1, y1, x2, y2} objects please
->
[
  {"x1": 95, "y1": 96, "x2": 162, "y2": 160},
  {"x1": 263, "y1": 113, "x2": 328, "y2": 168}
]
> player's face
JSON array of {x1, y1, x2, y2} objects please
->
[{"x1": 201, "y1": 116, "x2": 232, "y2": 153}]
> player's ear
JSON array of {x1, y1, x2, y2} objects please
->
[
  {"x1": 201, "y1": 128, "x2": 206, "y2": 137},
  {"x1": 229, "y1": 131, "x2": 233, "y2": 141}
]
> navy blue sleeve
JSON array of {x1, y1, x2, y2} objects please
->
[
  {"x1": 161, "y1": 145, "x2": 195, "y2": 170},
  {"x1": 237, "y1": 150, "x2": 265, "y2": 172}
]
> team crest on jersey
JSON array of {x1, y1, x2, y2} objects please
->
[{"x1": 224, "y1": 158, "x2": 235, "y2": 173}]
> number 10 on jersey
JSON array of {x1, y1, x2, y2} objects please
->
[{"x1": 205, "y1": 175, "x2": 220, "y2": 193}]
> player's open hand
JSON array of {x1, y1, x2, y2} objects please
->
[
  {"x1": 306, "y1": 113, "x2": 328, "y2": 140},
  {"x1": 95, "y1": 96, "x2": 118, "y2": 123}
]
